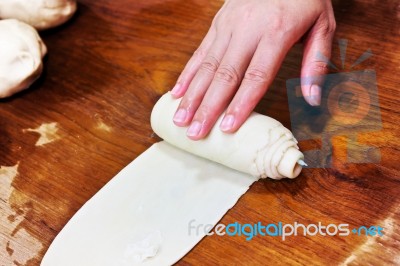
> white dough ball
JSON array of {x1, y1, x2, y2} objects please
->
[
  {"x1": 0, "y1": 0, "x2": 77, "y2": 30},
  {"x1": 0, "y1": 19, "x2": 47, "y2": 98}
]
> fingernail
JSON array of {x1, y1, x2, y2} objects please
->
[
  {"x1": 171, "y1": 83, "x2": 182, "y2": 96},
  {"x1": 173, "y1": 108, "x2": 187, "y2": 123},
  {"x1": 220, "y1": 114, "x2": 235, "y2": 131},
  {"x1": 187, "y1": 121, "x2": 202, "y2": 137},
  {"x1": 306, "y1": 85, "x2": 321, "y2": 106}
]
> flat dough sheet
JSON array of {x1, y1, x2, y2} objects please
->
[{"x1": 42, "y1": 141, "x2": 257, "y2": 266}]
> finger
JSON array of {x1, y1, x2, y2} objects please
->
[
  {"x1": 301, "y1": 13, "x2": 336, "y2": 106},
  {"x1": 221, "y1": 37, "x2": 292, "y2": 133},
  {"x1": 173, "y1": 34, "x2": 231, "y2": 127},
  {"x1": 170, "y1": 26, "x2": 216, "y2": 98},
  {"x1": 186, "y1": 33, "x2": 258, "y2": 140}
]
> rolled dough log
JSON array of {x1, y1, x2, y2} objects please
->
[
  {"x1": 0, "y1": 19, "x2": 47, "y2": 98},
  {"x1": 0, "y1": 0, "x2": 77, "y2": 30},
  {"x1": 151, "y1": 92, "x2": 304, "y2": 179}
]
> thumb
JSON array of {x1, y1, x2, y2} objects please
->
[{"x1": 301, "y1": 15, "x2": 336, "y2": 106}]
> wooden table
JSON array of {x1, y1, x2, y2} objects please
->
[{"x1": 1, "y1": 0, "x2": 399, "y2": 265}]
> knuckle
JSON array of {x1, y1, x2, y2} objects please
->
[
  {"x1": 330, "y1": 20, "x2": 337, "y2": 33},
  {"x1": 244, "y1": 67, "x2": 269, "y2": 84},
  {"x1": 269, "y1": 16, "x2": 284, "y2": 32},
  {"x1": 213, "y1": 12, "x2": 230, "y2": 31},
  {"x1": 180, "y1": 92, "x2": 200, "y2": 110},
  {"x1": 214, "y1": 16, "x2": 225, "y2": 30},
  {"x1": 178, "y1": 98, "x2": 190, "y2": 110},
  {"x1": 200, "y1": 55, "x2": 220, "y2": 74},
  {"x1": 181, "y1": 94, "x2": 199, "y2": 108},
  {"x1": 195, "y1": 104, "x2": 213, "y2": 120},
  {"x1": 193, "y1": 48, "x2": 207, "y2": 59},
  {"x1": 311, "y1": 61, "x2": 329, "y2": 74},
  {"x1": 319, "y1": 19, "x2": 336, "y2": 36},
  {"x1": 215, "y1": 64, "x2": 240, "y2": 84}
]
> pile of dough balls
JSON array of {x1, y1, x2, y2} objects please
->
[{"x1": 0, "y1": 0, "x2": 77, "y2": 98}]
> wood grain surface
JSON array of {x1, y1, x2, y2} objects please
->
[{"x1": 0, "y1": 0, "x2": 399, "y2": 265}]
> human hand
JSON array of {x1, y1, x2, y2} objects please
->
[{"x1": 171, "y1": 0, "x2": 336, "y2": 140}]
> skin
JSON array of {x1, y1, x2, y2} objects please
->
[{"x1": 171, "y1": 0, "x2": 336, "y2": 140}]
